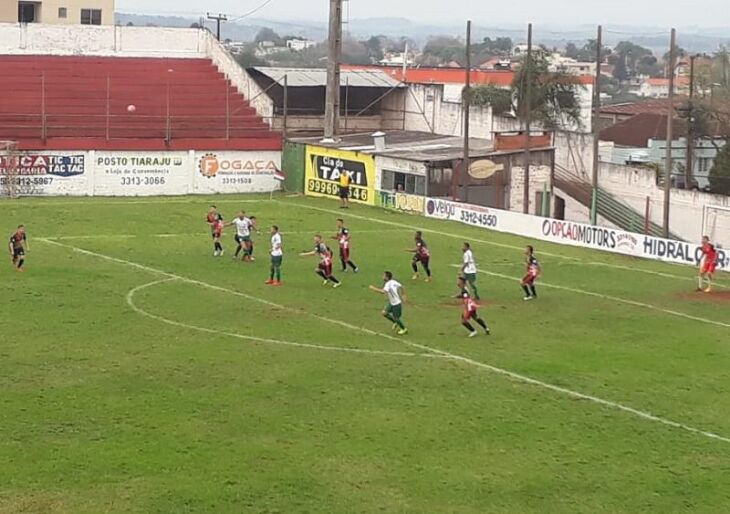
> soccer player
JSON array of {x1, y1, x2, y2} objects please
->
[
  {"x1": 212, "y1": 214, "x2": 224, "y2": 257},
  {"x1": 333, "y1": 218, "x2": 359, "y2": 273},
  {"x1": 248, "y1": 216, "x2": 259, "y2": 261},
  {"x1": 266, "y1": 225, "x2": 283, "y2": 286},
  {"x1": 8, "y1": 224, "x2": 28, "y2": 272},
  {"x1": 521, "y1": 245, "x2": 541, "y2": 301},
  {"x1": 300, "y1": 235, "x2": 341, "y2": 288},
  {"x1": 461, "y1": 242, "x2": 479, "y2": 300},
  {"x1": 407, "y1": 231, "x2": 431, "y2": 282},
  {"x1": 338, "y1": 171, "x2": 351, "y2": 209},
  {"x1": 227, "y1": 211, "x2": 253, "y2": 261},
  {"x1": 456, "y1": 276, "x2": 490, "y2": 337},
  {"x1": 698, "y1": 235, "x2": 719, "y2": 292},
  {"x1": 369, "y1": 271, "x2": 408, "y2": 335}
]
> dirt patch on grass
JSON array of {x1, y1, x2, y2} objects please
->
[{"x1": 675, "y1": 290, "x2": 730, "y2": 303}]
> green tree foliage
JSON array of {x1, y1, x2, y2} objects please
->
[
  {"x1": 709, "y1": 142, "x2": 730, "y2": 194},
  {"x1": 255, "y1": 27, "x2": 283, "y2": 45},
  {"x1": 419, "y1": 36, "x2": 465, "y2": 66},
  {"x1": 469, "y1": 53, "x2": 584, "y2": 130},
  {"x1": 608, "y1": 41, "x2": 658, "y2": 78}
]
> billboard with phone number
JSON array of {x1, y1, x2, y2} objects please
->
[{"x1": 304, "y1": 145, "x2": 376, "y2": 205}]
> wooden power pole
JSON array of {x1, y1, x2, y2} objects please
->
[
  {"x1": 461, "y1": 19, "x2": 472, "y2": 202},
  {"x1": 590, "y1": 25, "x2": 602, "y2": 225},
  {"x1": 206, "y1": 13, "x2": 227, "y2": 41},
  {"x1": 685, "y1": 54, "x2": 696, "y2": 189},
  {"x1": 522, "y1": 23, "x2": 533, "y2": 214},
  {"x1": 663, "y1": 28, "x2": 677, "y2": 238},
  {"x1": 323, "y1": 0, "x2": 343, "y2": 141}
]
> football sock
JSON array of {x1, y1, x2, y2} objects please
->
[
  {"x1": 475, "y1": 318, "x2": 488, "y2": 330},
  {"x1": 384, "y1": 313, "x2": 396, "y2": 323},
  {"x1": 275, "y1": 268, "x2": 281, "y2": 281},
  {"x1": 424, "y1": 265, "x2": 431, "y2": 278},
  {"x1": 235, "y1": 246, "x2": 242, "y2": 257},
  {"x1": 522, "y1": 285, "x2": 531, "y2": 296},
  {"x1": 462, "y1": 321, "x2": 475, "y2": 332},
  {"x1": 530, "y1": 285, "x2": 537, "y2": 297},
  {"x1": 411, "y1": 262, "x2": 418, "y2": 273},
  {"x1": 328, "y1": 275, "x2": 340, "y2": 284},
  {"x1": 340, "y1": 257, "x2": 347, "y2": 271},
  {"x1": 395, "y1": 319, "x2": 405, "y2": 330},
  {"x1": 470, "y1": 283, "x2": 479, "y2": 299},
  {"x1": 17, "y1": 258, "x2": 24, "y2": 269},
  {"x1": 347, "y1": 260, "x2": 358, "y2": 271},
  {"x1": 316, "y1": 270, "x2": 327, "y2": 280}
]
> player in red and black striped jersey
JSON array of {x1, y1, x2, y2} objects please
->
[
  {"x1": 521, "y1": 245, "x2": 541, "y2": 301},
  {"x1": 456, "y1": 276, "x2": 489, "y2": 337},
  {"x1": 698, "y1": 236, "x2": 719, "y2": 292},
  {"x1": 206, "y1": 205, "x2": 225, "y2": 257},
  {"x1": 300, "y1": 234, "x2": 341, "y2": 288},
  {"x1": 333, "y1": 218, "x2": 359, "y2": 273},
  {"x1": 407, "y1": 231, "x2": 431, "y2": 282},
  {"x1": 8, "y1": 225, "x2": 28, "y2": 272}
]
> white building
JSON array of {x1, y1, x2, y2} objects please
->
[{"x1": 286, "y1": 39, "x2": 316, "y2": 52}]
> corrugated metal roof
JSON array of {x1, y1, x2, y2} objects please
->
[{"x1": 251, "y1": 67, "x2": 405, "y2": 88}]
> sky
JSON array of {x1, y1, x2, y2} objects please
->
[{"x1": 116, "y1": 0, "x2": 730, "y2": 28}]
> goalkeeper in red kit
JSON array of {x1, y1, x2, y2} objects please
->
[{"x1": 698, "y1": 236, "x2": 719, "y2": 293}]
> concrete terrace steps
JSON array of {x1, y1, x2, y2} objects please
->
[{"x1": 0, "y1": 55, "x2": 280, "y2": 150}]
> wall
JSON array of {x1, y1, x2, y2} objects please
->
[
  {"x1": 508, "y1": 164, "x2": 551, "y2": 214},
  {"x1": 0, "y1": 149, "x2": 281, "y2": 196},
  {"x1": 303, "y1": 145, "x2": 377, "y2": 205},
  {"x1": 0, "y1": 22, "x2": 207, "y2": 57},
  {"x1": 554, "y1": 186, "x2": 619, "y2": 228},
  {"x1": 554, "y1": 130, "x2": 594, "y2": 177},
  {"x1": 598, "y1": 162, "x2": 730, "y2": 243},
  {"x1": 0, "y1": 0, "x2": 115, "y2": 25},
  {"x1": 0, "y1": 3, "x2": 16, "y2": 23}
]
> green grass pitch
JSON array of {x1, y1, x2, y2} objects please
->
[{"x1": 2, "y1": 194, "x2": 730, "y2": 513}]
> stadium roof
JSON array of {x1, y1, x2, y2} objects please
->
[{"x1": 250, "y1": 67, "x2": 405, "y2": 88}]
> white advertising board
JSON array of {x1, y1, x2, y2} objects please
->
[
  {"x1": 0, "y1": 152, "x2": 89, "y2": 196},
  {"x1": 92, "y1": 152, "x2": 192, "y2": 196},
  {"x1": 193, "y1": 151, "x2": 281, "y2": 194},
  {"x1": 424, "y1": 197, "x2": 729, "y2": 273}
]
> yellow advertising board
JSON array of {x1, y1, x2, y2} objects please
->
[{"x1": 304, "y1": 145, "x2": 376, "y2": 205}]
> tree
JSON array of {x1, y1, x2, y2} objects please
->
[
  {"x1": 419, "y1": 36, "x2": 465, "y2": 66},
  {"x1": 709, "y1": 142, "x2": 730, "y2": 194},
  {"x1": 610, "y1": 41, "x2": 654, "y2": 77},
  {"x1": 565, "y1": 42, "x2": 579, "y2": 60},
  {"x1": 364, "y1": 36, "x2": 384, "y2": 62},
  {"x1": 469, "y1": 53, "x2": 584, "y2": 130},
  {"x1": 255, "y1": 27, "x2": 282, "y2": 45},
  {"x1": 234, "y1": 51, "x2": 267, "y2": 68}
]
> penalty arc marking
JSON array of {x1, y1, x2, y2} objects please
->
[{"x1": 39, "y1": 237, "x2": 730, "y2": 446}]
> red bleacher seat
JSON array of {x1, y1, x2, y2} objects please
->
[{"x1": 0, "y1": 55, "x2": 281, "y2": 151}]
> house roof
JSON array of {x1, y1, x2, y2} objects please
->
[
  {"x1": 249, "y1": 67, "x2": 405, "y2": 88},
  {"x1": 644, "y1": 76, "x2": 689, "y2": 87},
  {"x1": 599, "y1": 112, "x2": 687, "y2": 147},
  {"x1": 342, "y1": 64, "x2": 595, "y2": 87},
  {"x1": 599, "y1": 98, "x2": 685, "y2": 117}
]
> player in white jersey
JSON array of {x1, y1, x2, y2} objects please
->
[
  {"x1": 227, "y1": 211, "x2": 254, "y2": 261},
  {"x1": 265, "y1": 225, "x2": 283, "y2": 286},
  {"x1": 460, "y1": 242, "x2": 480, "y2": 300},
  {"x1": 369, "y1": 271, "x2": 408, "y2": 335}
]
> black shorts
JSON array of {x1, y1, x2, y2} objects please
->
[
  {"x1": 13, "y1": 248, "x2": 24, "y2": 258},
  {"x1": 318, "y1": 261, "x2": 333, "y2": 276},
  {"x1": 339, "y1": 186, "x2": 350, "y2": 199},
  {"x1": 413, "y1": 254, "x2": 430, "y2": 266}
]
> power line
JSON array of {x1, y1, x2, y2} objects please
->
[{"x1": 229, "y1": 0, "x2": 275, "y2": 22}]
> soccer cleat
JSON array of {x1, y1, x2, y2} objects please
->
[
  {"x1": 392, "y1": 323, "x2": 399, "y2": 331},
  {"x1": 468, "y1": 331, "x2": 478, "y2": 338},
  {"x1": 272, "y1": 281, "x2": 282, "y2": 286},
  {"x1": 265, "y1": 279, "x2": 275, "y2": 285},
  {"x1": 523, "y1": 296, "x2": 534, "y2": 301},
  {"x1": 219, "y1": 250, "x2": 224, "y2": 257},
  {"x1": 412, "y1": 274, "x2": 419, "y2": 280},
  {"x1": 397, "y1": 328, "x2": 408, "y2": 335},
  {"x1": 323, "y1": 279, "x2": 330, "y2": 285},
  {"x1": 332, "y1": 282, "x2": 342, "y2": 289},
  {"x1": 213, "y1": 251, "x2": 218, "y2": 256},
  {"x1": 425, "y1": 277, "x2": 432, "y2": 283},
  {"x1": 354, "y1": 267, "x2": 359, "y2": 273},
  {"x1": 705, "y1": 287, "x2": 712, "y2": 293}
]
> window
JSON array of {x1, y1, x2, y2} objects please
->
[
  {"x1": 698, "y1": 157, "x2": 713, "y2": 173},
  {"x1": 18, "y1": 2, "x2": 38, "y2": 23},
  {"x1": 81, "y1": 8, "x2": 102, "y2": 25},
  {"x1": 380, "y1": 170, "x2": 425, "y2": 195},
  {"x1": 58, "y1": 7, "x2": 67, "y2": 18}
]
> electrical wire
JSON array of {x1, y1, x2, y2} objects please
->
[{"x1": 228, "y1": 0, "x2": 275, "y2": 22}]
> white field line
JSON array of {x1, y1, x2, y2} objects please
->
[
  {"x1": 450, "y1": 265, "x2": 730, "y2": 330},
  {"x1": 41, "y1": 229, "x2": 404, "y2": 241},
  {"x1": 281, "y1": 200, "x2": 730, "y2": 286},
  {"x1": 39, "y1": 237, "x2": 730, "y2": 445},
  {"x1": 127, "y1": 278, "x2": 433, "y2": 359},
  {"x1": 583, "y1": 261, "x2": 729, "y2": 289}
]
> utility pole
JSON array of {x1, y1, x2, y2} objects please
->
[
  {"x1": 685, "y1": 54, "x2": 697, "y2": 190},
  {"x1": 461, "y1": 19, "x2": 472, "y2": 202},
  {"x1": 590, "y1": 25, "x2": 602, "y2": 225},
  {"x1": 663, "y1": 28, "x2": 676, "y2": 238},
  {"x1": 522, "y1": 23, "x2": 533, "y2": 214},
  {"x1": 323, "y1": 0, "x2": 343, "y2": 141},
  {"x1": 206, "y1": 13, "x2": 227, "y2": 41}
]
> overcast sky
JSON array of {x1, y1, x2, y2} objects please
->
[{"x1": 116, "y1": 0, "x2": 730, "y2": 28}]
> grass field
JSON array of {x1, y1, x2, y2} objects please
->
[{"x1": 2, "y1": 193, "x2": 730, "y2": 514}]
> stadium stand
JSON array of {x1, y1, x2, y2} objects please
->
[{"x1": 0, "y1": 55, "x2": 281, "y2": 150}]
